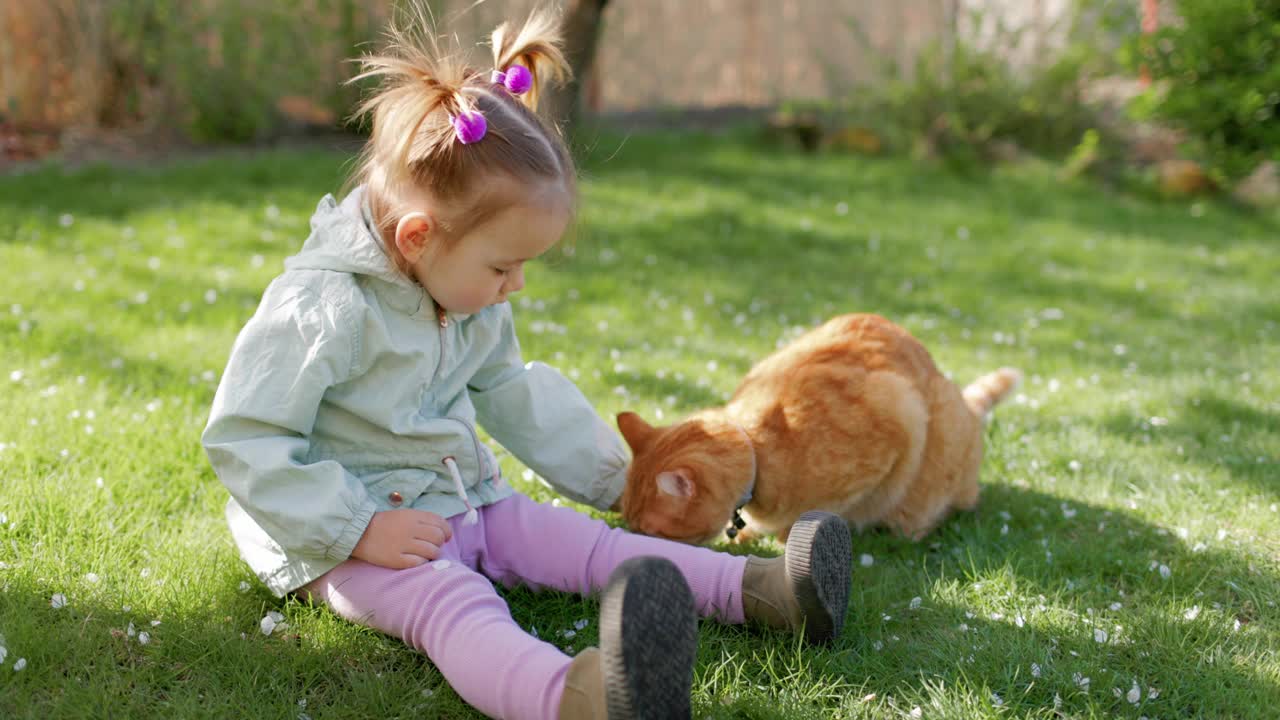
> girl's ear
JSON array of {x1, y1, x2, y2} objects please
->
[
  {"x1": 394, "y1": 211, "x2": 434, "y2": 263},
  {"x1": 617, "y1": 411, "x2": 656, "y2": 453},
  {"x1": 655, "y1": 469, "x2": 695, "y2": 498}
]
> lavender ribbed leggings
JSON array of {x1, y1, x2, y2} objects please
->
[{"x1": 302, "y1": 493, "x2": 747, "y2": 720}]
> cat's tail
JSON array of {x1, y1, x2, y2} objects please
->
[{"x1": 962, "y1": 367, "x2": 1023, "y2": 419}]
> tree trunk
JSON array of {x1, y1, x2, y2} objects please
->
[{"x1": 544, "y1": 0, "x2": 610, "y2": 137}]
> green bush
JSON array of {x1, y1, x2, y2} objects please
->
[
  {"x1": 1124, "y1": 0, "x2": 1280, "y2": 178},
  {"x1": 98, "y1": 0, "x2": 378, "y2": 143},
  {"x1": 824, "y1": 9, "x2": 1107, "y2": 166}
]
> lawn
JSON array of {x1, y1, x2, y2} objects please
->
[{"x1": 1, "y1": 131, "x2": 1277, "y2": 718}]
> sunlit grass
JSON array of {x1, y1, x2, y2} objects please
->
[{"x1": 1, "y1": 131, "x2": 1277, "y2": 718}]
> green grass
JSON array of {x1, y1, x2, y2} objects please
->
[{"x1": 1, "y1": 131, "x2": 1278, "y2": 718}]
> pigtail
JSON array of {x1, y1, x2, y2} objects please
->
[
  {"x1": 348, "y1": 4, "x2": 482, "y2": 194},
  {"x1": 490, "y1": 9, "x2": 571, "y2": 113}
]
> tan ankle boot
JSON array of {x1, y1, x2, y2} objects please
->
[
  {"x1": 741, "y1": 511, "x2": 852, "y2": 645},
  {"x1": 557, "y1": 556, "x2": 698, "y2": 719},
  {"x1": 558, "y1": 648, "x2": 606, "y2": 720}
]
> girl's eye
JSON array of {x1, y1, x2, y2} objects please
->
[{"x1": 492, "y1": 267, "x2": 508, "y2": 276}]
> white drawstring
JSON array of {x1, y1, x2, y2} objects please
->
[{"x1": 443, "y1": 456, "x2": 479, "y2": 525}]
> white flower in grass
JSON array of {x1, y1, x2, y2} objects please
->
[
  {"x1": 1147, "y1": 687, "x2": 1160, "y2": 699},
  {"x1": 1094, "y1": 628, "x2": 1108, "y2": 643},
  {"x1": 51, "y1": 593, "x2": 67, "y2": 609},
  {"x1": 860, "y1": 554, "x2": 874, "y2": 567},
  {"x1": 1061, "y1": 503, "x2": 1077, "y2": 519},
  {"x1": 0, "y1": 644, "x2": 7, "y2": 664},
  {"x1": 84, "y1": 572, "x2": 100, "y2": 584},
  {"x1": 1073, "y1": 673, "x2": 1090, "y2": 690},
  {"x1": 127, "y1": 622, "x2": 136, "y2": 637},
  {"x1": 991, "y1": 693, "x2": 1004, "y2": 706},
  {"x1": 1127, "y1": 681, "x2": 1141, "y2": 704},
  {"x1": 238, "y1": 581, "x2": 250, "y2": 593},
  {"x1": 909, "y1": 597, "x2": 922, "y2": 610},
  {"x1": 1015, "y1": 613, "x2": 1026, "y2": 628},
  {"x1": 1184, "y1": 605, "x2": 1201, "y2": 620},
  {"x1": 1109, "y1": 602, "x2": 1123, "y2": 611},
  {"x1": 1159, "y1": 564, "x2": 1171, "y2": 579},
  {"x1": 60, "y1": 213, "x2": 74, "y2": 227},
  {"x1": 13, "y1": 657, "x2": 26, "y2": 671},
  {"x1": 137, "y1": 632, "x2": 151, "y2": 645},
  {"x1": 574, "y1": 619, "x2": 588, "y2": 631},
  {"x1": 1031, "y1": 662, "x2": 1041, "y2": 678},
  {"x1": 260, "y1": 611, "x2": 285, "y2": 636},
  {"x1": 909, "y1": 707, "x2": 923, "y2": 718}
]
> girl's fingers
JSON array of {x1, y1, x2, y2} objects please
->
[
  {"x1": 407, "y1": 539, "x2": 441, "y2": 561},
  {"x1": 415, "y1": 525, "x2": 449, "y2": 546},
  {"x1": 415, "y1": 516, "x2": 453, "y2": 543},
  {"x1": 396, "y1": 553, "x2": 429, "y2": 569}
]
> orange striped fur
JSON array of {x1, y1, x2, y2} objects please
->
[{"x1": 617, "y1": 314, "x2": 1019, "y2": 544}]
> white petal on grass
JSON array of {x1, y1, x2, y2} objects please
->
[
  {"x1": 260, "y1": 611, "x2": 285, "y2": 636},
  {"x1": 573, "y1": 619, "x2": 589, "y2": 631},
  {"x1": 910, "y1": 708, "x2": 923, "y2": 718},
  {"x1": 0, "y1": 645, "x2": 7, "y2": 664},
  {"x1": 13, "y1": 657, "x2": 26, "y2": 671},
  {"x1": 1127, "y1": 681, "x2": 1141, "y2": 704},
  {"x1": 909, "y1": 596, "x2": 922, "y2": 610},
  {"x1": 127, "y1": 622, "x2": 136, "y2": 638},
  {"x1": 1159, "y1": 564, "x2": 1171, "y2": 579},
  {"x1": 137, "y1": 632, "x2": 151, "y2": 645},
  {"x1": 238, "y1": 581, "x2": 250, "y2": 592},
  {"x1": 1094, "y1": 628, "x2": 1109, "y2": 643},
  {"x1": 860, "y1": 554, "x2": 874, "y2": 567},
  {"x1": 85, "y1": 573, "x2": 100, "y2": 584},
  {"x1": 1184, "y1": 605, "x2": 1201, "y2": 620},
  {"x1": 51, "y1": 593, "x2": 67, "y2": 609},
  {"x1": 1031, "y1": 662, "x2": 1041, "y2": 678}
]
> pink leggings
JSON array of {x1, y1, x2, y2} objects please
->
[{"x1": 302, "y1": 493, "x2": 748, "y2": 720}]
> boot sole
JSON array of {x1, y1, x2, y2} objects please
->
[
  {"x1": 785, "y1": 511, "x2": 853, "y2": 645},
  {"x1": 599, "y1": 556, "x2": 697, "y2": 719}
]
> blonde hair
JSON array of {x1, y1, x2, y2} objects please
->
[{"x1": 348, "y1": 5, "x2": 575, "y2": 258}]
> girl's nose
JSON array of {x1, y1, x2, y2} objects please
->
[{"x1": 505, "y1": 267, "x2": 525, "y2": 294}]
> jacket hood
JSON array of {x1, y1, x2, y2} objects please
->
[{"x1": 284, "y1": 186, "x2": 412, "y2": 288}]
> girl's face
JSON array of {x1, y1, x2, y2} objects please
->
[{"x1": 408, "y1": 183, "x2": 570, "y2": 315}]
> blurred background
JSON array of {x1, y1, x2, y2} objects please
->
[{"x1": 1, "y1": 0, "x2": 1276, "y2": 204}]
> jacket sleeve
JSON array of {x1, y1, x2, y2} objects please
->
[
  {"x1": 467, "y1": 304, "x2": 628, "y2": 510},
  {"x1": 202, "y1": 282, "x2": 376, "y2": 561}
]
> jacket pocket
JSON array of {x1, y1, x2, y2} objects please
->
[{"x1": 362, "y1": 468, "x2": 436, "y2": 511}]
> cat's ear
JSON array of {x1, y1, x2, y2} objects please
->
[
  {"x1": 656, "y1": 469, "x2": 695, "y2": 498},
  {"x1": 617, "y1": 411, "x2": 656, "y2": 452}
]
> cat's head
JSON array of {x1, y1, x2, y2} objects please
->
[{"x1": 615, "y1": 411, "x2": 755, "y2": 544}]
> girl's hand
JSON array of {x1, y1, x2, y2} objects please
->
[{"x1": 350, "y1": 509, "x2": 453, "y2": 569}]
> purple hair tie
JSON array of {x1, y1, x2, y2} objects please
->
[
  {"x1": 491, "y1": 65, "x2": 532, "y2": 95},
  {"x1": 451, "y1": 110, "x2": 487, "y2": 144}
]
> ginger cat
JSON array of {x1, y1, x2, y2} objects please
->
[{"x1": 616, "y1": 314, "x2": 1021, "y2": 545}]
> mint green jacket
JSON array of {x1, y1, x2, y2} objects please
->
[{"x1": 202, "y1": 188, "x2": 628, "y2": 597}]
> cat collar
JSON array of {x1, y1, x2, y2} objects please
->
[{"x1": 726, "y1": 422, "x2": 758, "y2": 540}]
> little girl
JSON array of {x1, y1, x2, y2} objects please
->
[{"x1": 202, "y1": 8, "x2": 852, "y2": 720}]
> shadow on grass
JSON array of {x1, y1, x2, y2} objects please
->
[{"x1": 681, "y1": 481, "x2": 1277, "y2": 716}]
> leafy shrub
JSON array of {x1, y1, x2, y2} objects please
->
[
  {"x1": 1124, "y1": 0, "x2": 1280, "y2": 178},
  {"x1": 823, "y1": 8, "x2": 1108, "y2": 165}
]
